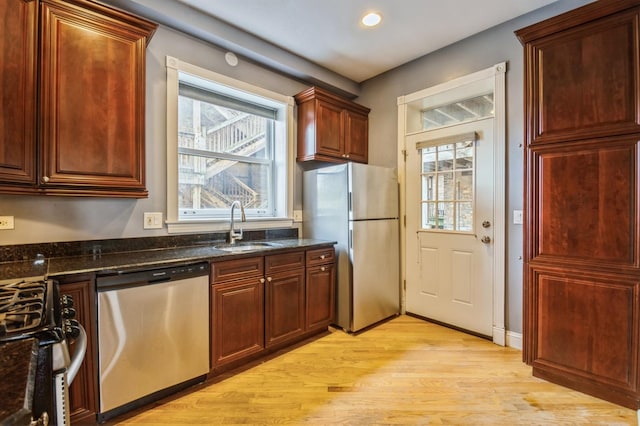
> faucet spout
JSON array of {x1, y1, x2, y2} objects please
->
[{"x1": 229, "y1": 200, "x2": 246, "y2": 244}]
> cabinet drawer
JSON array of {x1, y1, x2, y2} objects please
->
[
  {"x1": 306, "y1": 247, "x2": 335, "y2": 266},
  {"x1": 265, "y1": 251, "x2": 305, "y2": 274},
  {"x1": 212, "y1": 257, "x2": 264, "y2": 283}
]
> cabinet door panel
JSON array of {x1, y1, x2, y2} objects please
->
[
  {"x1": 529, "y1": 8, "x2": 640, "y2": 144},
  {"x1": 0, "y1": 0, "x2": 36, "y2": 186},
  {"x1": 315, "y1": 100, "x2": 344, "y2": 158},
  {"x1": 39, "y1": 1, "x2": 148, "y2": 193},
  {"x1": 212, "y1": 257, "x2": 264, "y2": 283},
  {"x1": 306, "y1": 263, "x2": 335, "y2": 331},
  {"x1": 265, "y1": 268, "x2": 305, "y2": 347},
  {"x1": 306, "y1": 247, "x2": 335, "y2": 267},
  {"x1": 265, "y1": 252, "x2": 305, "y2": 274},
  {"x1": 531, "y1": 139, "x2": 636, "y2": 268},
  {"x1": 212, "y1": 279, "x2": 264, "y2": 367},
  {"x1": 531, "y1": 268, "x2": 639, "y2": 392},
  {"x1": 344, "y1": 110, "x2": 368, "y2": 163}
]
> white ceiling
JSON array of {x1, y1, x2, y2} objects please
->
[{"x1": 177, "y1": 0, "x2": 558, "y2": 83}]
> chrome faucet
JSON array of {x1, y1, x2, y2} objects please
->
[{"x1": 229, "y1": 200, "x2": 246, "y2": 244}]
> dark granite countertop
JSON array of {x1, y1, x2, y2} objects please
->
[{"x1": 1, "y1": 236, "x2": 336, "y2": 281}]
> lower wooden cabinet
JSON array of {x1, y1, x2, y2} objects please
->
[
  {"x1": 211, "y1": 246, "x2": 336, "y2": 372},
  {"x1": 211, "y1": 256, "x2": 265, "y2": 368},
  {"x1": 211, "y1": 277, "x2": 265, "y2": 368},
  {"x1": 305, "y1": 247, "x2": 336, "y2": 331},
  {"x1": 265, "y1": 251, "x2": 306, "y2": 347},
  {"x1": 58, "y1": 277, "x2": 97, "y2": 424},
  {"x1": 265, "y1": 269, "x2": 306, "y2": 347},
  {"x1": 306, "y1": 263, "x2": 336, "y2": 331}
]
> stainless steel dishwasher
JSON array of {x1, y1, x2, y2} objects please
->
[{"x1": 96, "y1": 262, "x2": 210, "y2": 422}]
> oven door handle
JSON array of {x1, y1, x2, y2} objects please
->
[{"x1": 67, "y1": 324, "x2": 87, "y2": 384}]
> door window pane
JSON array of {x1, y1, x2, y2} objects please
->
[
  {"x1": 455, "y1": 171, "x2": 473, "y2": 201},
  {"x1": 437, "y1": 144, "x2": 454, "y2": 171},
  {"x1": 420, "y1": 137, "x2": 475, "y2": 232},
  {"x1": 421, "y1": 174, "x2": 436, "y2": 201}
]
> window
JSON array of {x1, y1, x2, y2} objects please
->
[
  {"x1": 418, "y1": 133, "x2": 476, "y2": 232},
  {"x1": 166, "y1": 57, "x2": 294, "y2": 233},
  {"x1": 421, "y1": 93, "x2": 494, "y2": 130}
]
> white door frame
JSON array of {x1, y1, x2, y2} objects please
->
[{"x1": 397, "y1": 62, "x2": 506, "y2": 345}]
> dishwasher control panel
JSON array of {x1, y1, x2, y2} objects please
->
[{"x1": 96, "y1": 262, "x2": 210, "y2": 290}]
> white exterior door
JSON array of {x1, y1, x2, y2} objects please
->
[{"x1": 405, "y1": 118, "x2": 494, "y2": 337}]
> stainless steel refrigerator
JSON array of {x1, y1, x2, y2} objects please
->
[{"x1": 303, "y1": 162, "x2": 400, "y2": 332}]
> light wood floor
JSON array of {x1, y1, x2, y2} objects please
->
[{"x1": 113, "y1": 315, "x2": 636, "y2": 425}]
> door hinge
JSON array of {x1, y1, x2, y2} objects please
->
[
  {"x1": 402, "y1": 149, "x2": 407, "y2": 162},
  {"x1": 403, "y1": 215, "x2": 406, "y2": 226},
  {"x1": 403, "y1": 279, "x2": 406, "y2": 290}
]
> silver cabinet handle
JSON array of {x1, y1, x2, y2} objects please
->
[
  {"x1": 320, "y1": 266, "x2": 326, "y2": 272},
  {"x1": 42, "y1": 176, "x2": 50, "y2": 183},
  {"x1": 260, "y1": 278, "x2": 265, "y2": 284},
  {"x1": 267, "y1": 277, "x2": 272, "y2": 282},
  {"x1": 320, "y1": 255, "x2": 326, "y2": 260}
]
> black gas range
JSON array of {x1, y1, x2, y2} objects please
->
[{"x1": 0, "y1": 278, "x2": 86, "y2": 425}]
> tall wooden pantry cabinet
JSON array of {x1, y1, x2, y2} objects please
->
[{"x1": 516, "y1": 0, "x2": 640, "y2": 409}]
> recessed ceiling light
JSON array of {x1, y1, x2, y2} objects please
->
[{"x1": 362, "y1": 12, "x2": 382, "y2": 27}]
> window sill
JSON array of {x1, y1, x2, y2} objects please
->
[{"x1": 166, "y1": 218, "x2": 296, "y2": 234}]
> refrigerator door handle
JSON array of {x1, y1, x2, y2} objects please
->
[
  {"x1": 348, "y1": 192, "x2": 352, "y2": 213},
  {"x1": 349, "y1": 228, "x2": 353, "y2": 249}
]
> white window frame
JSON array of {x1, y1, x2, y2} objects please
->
[{"x1": 165, "y1": 56, "x2": 295, "y2": 234}]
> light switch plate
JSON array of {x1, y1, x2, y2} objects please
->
[
  {"x1": 513, "y1": 210, "x2": 523, "y2": 225},
  {"x1": 143, "y1": 212, "x2": 163, "y2": 229}
]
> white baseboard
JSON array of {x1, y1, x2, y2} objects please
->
[{"x1": 506, "y1": 331, "x2": 523, "y2": 350}]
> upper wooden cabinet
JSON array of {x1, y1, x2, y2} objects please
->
[
  {"x1": 295, "y1": 86, "x2": 370, "y2": 164},
  {"x1": 0, "y1": 0, "x2": 157, "y2": 197},
  {"x1": 0, "y1": 0, "x2": 37, "y2": 186},
  {"x1": 517, "y1": 1, "x2": 640, "y2": 146}
]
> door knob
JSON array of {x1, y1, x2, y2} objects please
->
[
  {"x1": 480, "y1": 236, "x2": 491, "y2": 244},
  {"x1": 482, "y1": 221, "x2": 491, "y2": 228}
]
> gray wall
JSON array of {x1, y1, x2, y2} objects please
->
[
  {"x1": 1, "y1": 0, "x2": 592, "y2": 334},
  {"x1": 357, "y1": 0, "x2": 593, "y2": 333}
]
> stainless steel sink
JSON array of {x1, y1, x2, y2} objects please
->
[{"x1": 214, "y1": 241, "x2": 282, "y2": 253}]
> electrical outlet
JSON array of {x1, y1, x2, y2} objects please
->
[
  {"x1": 143, "y1": 212, "x2": 163, "y2": 229},
  {"x1": 293, "y1": 210, "x2": 303, "y2": 222},
  {"x1": 0, "y1": 216, "x2": 15, "y2": 230}
]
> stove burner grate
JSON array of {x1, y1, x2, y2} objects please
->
[{"x1": 0, "y1": 280, "x2": 46, "y2": 336}]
